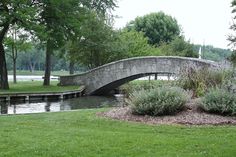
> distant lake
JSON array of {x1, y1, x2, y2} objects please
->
[{"x1": 8, "y1": 75, "x2": 58, "y2": 81}]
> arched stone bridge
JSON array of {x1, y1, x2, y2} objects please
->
[{"x1": 59, "y1": 56, "x2": 218, "y2": 95}]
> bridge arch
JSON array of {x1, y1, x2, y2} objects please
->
[{"x1": 59, "y1": 56, "x2": 218, "y2": 95}]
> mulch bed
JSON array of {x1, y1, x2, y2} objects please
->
[{"x1": 97, "y1": 99, "x2": 236, "y2": 125}]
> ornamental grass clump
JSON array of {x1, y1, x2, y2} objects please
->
[
  {"x1": 128, "y1": 86, "x2": 190, "y2": 116},
  {"x1": 177, "y1": 67, "x2": 229, "y2": 97},
  {"x1": 200, "y1": 88, "x2": 236, "y2": 116}
]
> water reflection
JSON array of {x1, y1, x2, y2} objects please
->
[
  {"x1": 0, "y1": 96, "x2": 116, "y2": 115},
  {"x1": 45, "y1": 102, "x2": 51, "y2": 112},
  {"x1": 0, "y1": 103, "x2": 8, "y2": 114}
]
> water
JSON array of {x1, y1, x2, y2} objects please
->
[
  {"x1": 8, "y1": 75, "x2": 174, "y2": 82},
  {"x1": 3, "y1": 74, "x2": 171, "y2": 115},
  {"x1": 138, "y1": 75, "x2": 175, "y2": 81},
  {"x1": 8, "y1": 75, "x2": 58, "y2": 81},
  {"x1": 0, "y1": 96, "x2": 117, "y2": 115}
]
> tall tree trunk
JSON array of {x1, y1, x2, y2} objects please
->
[
  {"x1": 12, "y1": 28, "x2": 17, "y2": 84},
  {"x1": 43, "y1": 40, "x2": 52, "y2": 86},
  {"x1": 29, "y1": 60, "x2": 35, "y2": 73},
  {"x1": 13, "y1": 58, "x2": 17, "y2": 84},
  {"x1": 0, "y1": 43, "x2": 9, "y2": 89},
  {"x1": 0, "y1": 23, "x2": 10, "y2": 89},
  {"x1": 32, "y1": 62, "x2": 36, "y2": 73},
  {"x1": 29, "y1": 64, "x2": 33, "y2": 73},
  {"x1": 69, "y1": 61, "x2": 74, "y2": 75}
]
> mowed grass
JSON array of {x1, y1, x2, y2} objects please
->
[
  {"x1": 0, "y1": 81, "x2": 81, "y2": 94},
  {"x1": 0, "y1": 109, "x2": 236, "y2": 157}
]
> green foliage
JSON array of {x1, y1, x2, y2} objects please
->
[
  {"x1": 5, "y1": 43, "x2": 85, "y2": 73},
  {"x1": 0, "y1": 0, "x2": 117, "y2": 88},
  {"x1": 159, "y1": 37, "x2": 197, "y2": 57},
  {"x1": 70, "y1": 12, "x2": 118, "y2": 69},
  {"x1": 128, "y1": 86, "x2": 189, "y2": 116},
  {"x1": 222, "y1": 70, "x2": 236, "y2": 93},
  {"x1": 117, "y1": 30, "x2": 162, "y2": 57},
  {"x1": 120, "y1": 80, "x2": 171, "y2": 96},
  {"x1": 177, "y1": 68, "x2": 228, "y2": 97},
  {"x1": 0, "y1": 1, "x2": 43, "y2": 35},
  {"x1": 200, "y1": 88, "x2": 236, "y2": 116},
  {"x1": 0, "y1": 0, "x2": 43, "y2": 89},
  {"x1": 193, "y1": 45, "x2": 232, "y2": 61},
  {"x1": 228, "y1": 51, "x2": 236, "y2": 67},
  {"x1": 71, "y1": 23, "x2": 162, "y2": 69},
  {"x1": 229, "y1": 1, "x2": 236, "y2": 47},
  {"x1": 57, "y1": 0, "x2": 117, "y2": 70},
  {"x1": 126, "y1": 12, "x2": 181, "y2": 45}
]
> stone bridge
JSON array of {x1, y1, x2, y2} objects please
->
[{"x1": 59, "y1": 56, "x2": 218, "y2": 95}]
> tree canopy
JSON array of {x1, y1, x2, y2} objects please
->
[
  {"x1": 0, "y1": 1, "x2": 42, "y2": 89},
  {"x1": 159, "y1": 37, "x2": 197, "y2": 58},
  {"x1": 126, "y1": 12, "x2": 181, "y2": 46},
  {"x1": 0, "y1": 0, "x2": 117, "y2": 89},
  {"x1": 228, "y1": 0, "x2": 236, "y2": 67}
]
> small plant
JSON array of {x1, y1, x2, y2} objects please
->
[
  {"x1": 127, "y1": 86, "x2": 190, "y2": 116},
  {"x1": 200, "y1": 88, "x2": 236, "y2": 116}
]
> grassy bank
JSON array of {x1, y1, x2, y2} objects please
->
[
  {"x1": 0, "y1": 109, "x2": 236, "y2": 157},
  {"x1": 0, "y1": 81, "x2": 81, "y2": 94}
]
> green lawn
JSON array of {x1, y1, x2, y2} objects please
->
[
  {"x1": 0, "y1": 81, "x2": 81, "y2": 94},
  {"x1": 0, "y1": 109, "x2": 236, "y2": 157}
]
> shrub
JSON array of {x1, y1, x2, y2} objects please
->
[
  {"x1": 120, "y1": 80, "x2": 171, "y2": 96},
  {"x1": 127, "y1": 86, "x2": 190, "y2": 116},
  {"x1": 200, "y1": 88, "x2": 236, "y2": 116},
  {"x1": 177, "y1": 67, "x2": 229, "y2": 97},
  {"x1": 222, "y1": 70, "x2": 236, "y2": 94}
]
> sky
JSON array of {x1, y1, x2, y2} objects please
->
[{"x1": 113, "y1": 0, "x2": 233, "y2": 49}]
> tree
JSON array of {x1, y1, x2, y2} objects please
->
[
  {"x1": 38, "y1": 0, "x2": 117, "y2": 85},
  {"x1": 39, "y1": 0, "x2": 67, "y2": 86},
  {"x1": 24, "y1": 44, "x2": 42, "y2": 73},
  {"x1": 0, "y1": 1, "x2": 42, "y2": 89},
  {"x1": 228, "y1": 51, "x2": 236, "y2": 68},
  {"x1": 4, "y1": 25, "x2": 32, "y2": 83},
  {"x1": 4, "y1": 26, "x2": 19, "y2": 84},
  {"x1": 126, "y1": 12, "x2": 181, "y2": 46},
  {"x1": 228, "y1": 0, "x2": 236, "y2": 67},
  {"x1": 71, "y1": 12, "x2": 117, "y2": 69},
  {"x1": 117, "y1": 30, "x2": 162, "y2": 57},
  {"x1": 193, "y1": 45, "x2": 232, "y2": 61},
  {"x1": 159, "y1": 37, "x2": 197, "y2": 58}
]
